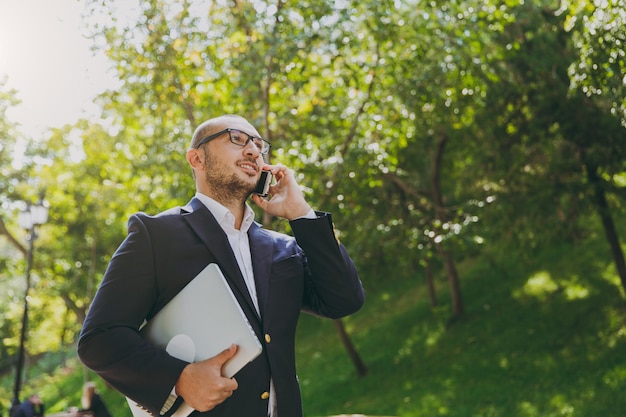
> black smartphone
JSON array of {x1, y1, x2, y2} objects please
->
[{"x1": 254, "y1": 170, "x2": 272, "y2": 197}]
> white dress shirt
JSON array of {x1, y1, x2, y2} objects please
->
[
  {"x1": 196, "y1": 193, "x2": 260, "y2": 313},
  {"x1": 195, "y1": 193, "x2": 276, "y2": 416}
]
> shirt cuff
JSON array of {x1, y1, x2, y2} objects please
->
[
  {"x1": 294, "y1": 208, "x2": 317, "y2": 220},
  {"x1": 159, "y1": 386, "x2": 178, "y2": 415}
]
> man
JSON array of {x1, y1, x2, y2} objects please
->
[
  {"x1": 13, "y1": 395, "x2": 43, "y2": 417},
  {"x1": 80, "y1": 382, "x2": 111, "y2": 417},
  {"x1": 78, "y1": 114, "x2": 365, "y2": 417}
]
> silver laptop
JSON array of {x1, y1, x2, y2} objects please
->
[{"x1": 140, "y1": 262, "x2": 263, "y2": 377}]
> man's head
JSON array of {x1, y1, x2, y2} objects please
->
[
  {"x1": 190, "y1": 115, "x2": 243, "y2": 150},
  {"x1": 186, "y1": 115, "x2": 270, "y2": 205}
]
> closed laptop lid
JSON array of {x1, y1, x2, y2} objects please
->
[{"x1": 140, "y1": 263, "x2": 262, "y2": 377}]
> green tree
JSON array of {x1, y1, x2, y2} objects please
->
[{"x1": 473, "y1": 1, "x2": 626, "y2": 293}]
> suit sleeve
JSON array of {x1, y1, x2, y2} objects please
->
[
  {"x1": 289, "y1": 211, "x2": 365, "y2": 318},
  {"x1": 77, "y1": 214, "x2": 187, "y2": 417}
]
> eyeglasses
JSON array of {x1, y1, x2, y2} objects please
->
[{"x1": 194, "y1": 128, "x2": 272, "y2": 155}]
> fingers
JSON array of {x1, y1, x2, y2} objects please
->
[
  {"x1": 251, "y1": 194, "x2": 267, "y2": 208},
  {"x1": 190, "y1": 376, "x2": 238, "y2": 412},
  {"x1": 215, "y1": 344, "x2": 238, "y2": 364},
  {"x1": 257, "y1": 164, "x2": 295, "y2": 196},
  {"x1": 251, "y1": 165, "x2": 312, "y2": 219},
  {"x1": 262, "y1": 163, "x2": 289, "y2": 181},
  {"x1": 175, "y1": 345, "x2": 239, "y2": 412}
]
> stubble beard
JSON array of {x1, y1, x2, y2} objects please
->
[{"x1": 202, "y1": 152, "x2": 256, "y2": 207}]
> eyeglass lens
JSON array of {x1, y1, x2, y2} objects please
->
[{"x1": 229, "y1": 129, "x2": 270, "y2": 154}]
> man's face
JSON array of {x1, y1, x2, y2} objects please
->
[{"x1": 200, "y1": 119, "x2": 264, "y2": 202}]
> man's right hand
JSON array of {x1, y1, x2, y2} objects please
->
[{"x1": 175, "y1": 344, "x2": 239, "y2": 412}]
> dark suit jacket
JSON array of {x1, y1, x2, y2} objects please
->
[{"x1": 78, "y1": 198, "x2": 365, "y2": 417}]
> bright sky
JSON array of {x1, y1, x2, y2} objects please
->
[{"x1": 0, "y1": 0, "x2": 119, "y2": 139}]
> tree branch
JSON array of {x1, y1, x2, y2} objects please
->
[
  {"x1": 320, "y1": 41, "x2": 380, "y2": 208},
  {"x1": 0, "y1": 216, "x2": 26, "y2": 256}
]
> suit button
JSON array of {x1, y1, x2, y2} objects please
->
[
  {"x1": 265, "y1": 333, "x2": 271, "y2": 343},
  {"x1": 261, "y1": 391, "x2": 270, "y2": 400}
]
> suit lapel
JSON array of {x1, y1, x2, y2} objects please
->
[
  {"x1": 181, "y1": 198, "x2": 260, "y2": 323},
  {"x1": 248, "y1": 222, "x2": 273, "y2": 317}
]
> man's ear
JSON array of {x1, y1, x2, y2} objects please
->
[{"x1": 186, "y1": 148, "x2": 205, "y2": 170}]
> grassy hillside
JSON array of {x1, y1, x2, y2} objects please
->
[
  {"x1": 2, "y1": 234, "x2": 625, "y2": 417},
  {"x1": 295, "y1": 237, "x2": 626, "y2": 417}
]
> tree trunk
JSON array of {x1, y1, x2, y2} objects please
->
[
  {"x1": 585, "y1": 162, "x2": 626, "y2": 294},
  {"x1": 436, "y1": 244, "x2": 464, "y2": 317},
  {"x1": 424, "y1": 259, "x2": 437, "y2": 307},
  {"x1": 333, "y1": 319, "x2": 368, "y2": 377},
  {"x1": 432, "y1": 133, "x2": 464, "y2": 318}
]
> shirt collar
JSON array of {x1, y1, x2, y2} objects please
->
[{"x1": 195, "y1": 192, "x2": 255, "y2": 232}]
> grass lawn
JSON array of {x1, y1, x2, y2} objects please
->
[{"x1": 296, "y1": 238, "x2": 626, "y2": 417}]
